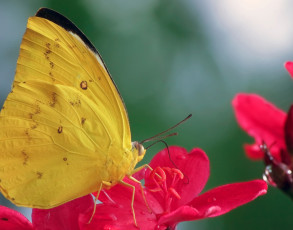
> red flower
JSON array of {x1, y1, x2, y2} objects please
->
[
  {"x1": 285, "y1": 61, "x2": 293, "y2": 79},
  {"x1": 0, "y1": 206, "x2": 33, "y2": 230},
  {"x1": 81, "y1": 146, "x2": 267, "y2": 230},
  {"x1": 232, "y1": 93, "x2": 293, "y2": 192},
  {"x1": 232, "y1": 61, "x2": 293, "y2": 161},
  {"x1": 232, "y1": 62, "x2": 293, "y2": 197},
  {"x1": 232, "y1": 93, "x2": 287, "y2": 161},
  {"x1": 0, "y1": 195, "x2": 93, "y2": 230}
]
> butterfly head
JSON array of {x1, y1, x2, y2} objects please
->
[{"x1": 132, "y1": 141, "x2": 146, "y2": 162}]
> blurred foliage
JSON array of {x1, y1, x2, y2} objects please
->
[{"x1": 0, "y1": 0, "x2": 293, "y2": 229}]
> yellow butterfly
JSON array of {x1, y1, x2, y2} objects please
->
[{"x1": 0, "y1": 7, "x2": 147, "y2": 221}]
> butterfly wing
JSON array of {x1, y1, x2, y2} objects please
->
[{"x1": 0, "y1": 8, "x2": 132, "y2": 208}]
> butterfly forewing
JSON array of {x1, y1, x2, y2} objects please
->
[{"x1": 0, "y1": 9, "x2": 132, "y2": 208}]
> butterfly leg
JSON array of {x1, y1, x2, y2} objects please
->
[
  {"x1": 127, "y1": 175, "x2": 152, "y2": 213},
  {"x1": 131, "y1": 163, "x2": 153, "y2": 174},
  {"x1": 118, "y1": 180, "x2": 138, "y2": 227},
  {"x1": 130, "y1": 164, "x2": 162, "y2": 211},
  {"x1": 132, "y1": 164, "x2": 162, "y2": 180},
  {"x1": 88, "y1": 182, "x2": 105, "y2": 224}
]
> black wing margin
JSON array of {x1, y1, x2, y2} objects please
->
[{"x1": 36, "y1": 8, "x2": 97, "y2": 54}]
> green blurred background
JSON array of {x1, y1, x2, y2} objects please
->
[{"x1": 1, "y1": 0, "x2": 293, "y2": 229}]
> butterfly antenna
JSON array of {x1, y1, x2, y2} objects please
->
[
  {"x1": 140, "y1": 114, "x2": 192, "y2": 144},
  {"x1": 145, "y1": 133, "x2": 178, "y2": 148},
  {"x1": 146, "y1": 140, "x2": 190, "y2": 184}
]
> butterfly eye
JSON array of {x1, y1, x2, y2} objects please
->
[
  {"x1": 137, "y1": 143, "x2": 145, "y2": 157},
  {"x1": 132, "y1": 141, "x2": 145, "y2": 156}
]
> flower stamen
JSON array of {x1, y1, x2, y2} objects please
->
[{"x1": 149, "y1": 167, "x2": 184, "y2": 213}]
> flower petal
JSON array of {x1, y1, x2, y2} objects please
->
[
  {"x1": 285, "y1": 105, "x2": 293, "y2": 155},
  {"x1": 232, "y1": 93, "x2": 286, "y2": 161},
  {"x1": 145, "y1": 146, "x2": 210, "y2": 211},
  {"x1": 157, "y1": 205, "x2": 199, "y2": 227},
  {"x1": 79, "y1": 203, "x2": 158, "y2": 230},
  {"x1": 188, "y1": 180, "x2": 267, "y2": 218},
  {"x1": 244, "y1": 144, "x2": 264, "y2": 160},
  {"x1": 97, "y1": 178, "x2": 163, "y2": 214},
  {"x1": 0, "y1": 206, "x2": 33, "y2": 230},
  {"x1": 83, "y1": 178, "x2": 159, "y2": 230},
  {"x1": 285, "y1": 61, "x2": 293, "y2": 78},
  {"x1": 32, "y1": 195, "x2": 94, "y2": 230}
]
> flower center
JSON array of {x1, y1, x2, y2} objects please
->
[{"x1": 149, "y1": 167, "x2": 184, "y2": 213}]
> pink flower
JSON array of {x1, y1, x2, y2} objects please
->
[
  {"x1": 81, "y1": 146, "x2": 267, "y2": 230},
  {"x1": 0, "y1": 195, "x2": 93, "y2": 230}
]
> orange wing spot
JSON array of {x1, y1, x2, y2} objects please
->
[
  {"x1": 44, "y1": 43, "x2": 52, "y2": 60},
  {"x1": 31, "y1": 124, "x2": 37, "y2": 129},
  {"x1": 69, "y1": 99, "x2": 81, "y2": 107},
  {"x1": 44, "y1": 43, "x2": 55, "y2": 71},
  {"x1": 58, "y1": 126, "x2": 63, "y2": 133},
  {"x1": 45, "y1": 43, "x2": 51, "y2": 49},
  {"x1": 36, "y1": 172, "x2": 43, "y2": 179},
  {"x1": 80, "y1": 81, "x2": 87, "y2": 90},
  {"x1": 81, "y1": 117, "x2": 86, "y2": 125},
  {"x1": 49, "y1": 72, "x2": 55, "y2": 82},
  {"x1": 35, "y1": 104, "x2": 41, "y2": 114},
  {"x1": 49, "y1": 92, "x2": 57, "y2": 107},
  {"x1": 98, "y1": 76, "x2": 101, "y2": 81},
  {"x1": 49, "y1": 61, "x2": 54, "y2": 69},
  {"x1": 25, "y1": 128, "x2": 30, "y2": 137},
  {"x1": 44, "y1": 49, "x2": 51, "y2": 56},
  {"x1": 63, "y1": 157, "x2": 67, "y2": 161},
  {"x1": 36, "y1": 99, "x2": 43, "y2": 104},
  {"x1": 54, "y1": 38, "x2": 60, "y2": 48},
  {"x1": 25, "y1": 129, "x2": 32, "y2": 142},
  {"x1": 22, "y1": 150, "x2": 29, "y2": 165},
  {"x1": 30, "y1": 104, "x2": 41, "y2": 119}
]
